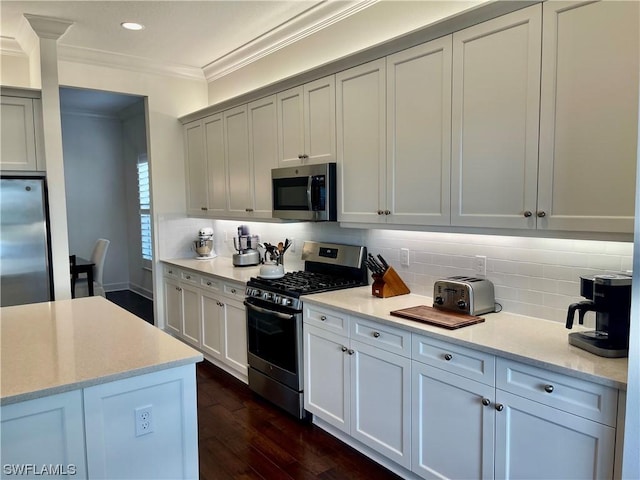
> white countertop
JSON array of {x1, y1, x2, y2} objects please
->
[
  {"x1": 302, "y1": 286, "x2": 628, "y2": 390},
  {"x1": 162, "y1": 256, "x2": 261, "y2": 283},
  {"x1": 0, "y1": 297, "x2": 203, "y2": 405},
  {"x1": 160, "y1": 257, "x2": 628, "y2": 390}
]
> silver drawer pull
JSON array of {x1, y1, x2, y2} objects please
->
[
  {"x1": 341, "y1": 346, "x2": 348, "y2": 352},
  {"x1": 544, "y1": 384, "x2": 554, "y2": 393},
  {"x1": 372, "y1": 331, "x2": 381, "y2": 338},
  {"x1": 444, "y1": 353, "x2": 453, "y2": 361},
  {"x1": 206, "y1": 281, "x2": 212, "y2": 286},
  {"x1": 185, "y1": 275, "x2": 191, "y2": 279},
  {"x1": 482, "y1": 398, "x2": 491, "y2": 406},
  {"x1": 231, "y1": 288, "x2": 237, "y2": 294},
  {"x1": 348, "y1": 349, "x2": 355, "y2": 355},
  {"x1": 495, "y1": 403, "x2": 504, "y2": 412},
  {"x1": 320, "y1": 316, "x2": 327, "y2": 321}
]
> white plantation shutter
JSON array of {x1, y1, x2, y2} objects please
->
[{"x1": 137, "y1": 155, "x2": 152, "y2": 264}]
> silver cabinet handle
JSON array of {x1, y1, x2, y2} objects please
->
[
  {"x1": 444, "y1": 353, "x2": 453, "y2": 361},
  {"x1": 320, "y1": 316, "x2": 327, "y2": 321},
  {"x1": 523, "y1": 211, "x2": 532, "y2": 217},
  {"x1": 245, "y1": 208, "x2": 254, "y2": 212},
  {"x1": 185, "y1": 275, "x2": 191, "y2": 279},
  {"x1": 176, "y1": 287, "x2": 182, "y2": 292},
  {"x1": 348, "y1": 349, "x2": 355, "y2": 355},
  {"x1": 384, "y1": 210, "x2": 391, "y2": 215},
  {"x1": 341, "y1": 346, "x2": 348, "y2": 352},
  {"x1": 377, "y1": 210, "x2": 384, "y2": 215},
  {"x1": 372, "y1": 331, "x2": 381, "y2": 338},
  {"x1": 201, "y1": 207, "x2": 208, "y2": 211},
  {"x1": 206, "y1": 281, "x2": 212, "y2": 286},
  {"x1": 544, "y1": 385, "x2": 554, "y2": 393},
  {"x1": 231, "y1": 288, "x2": 237, "y2": 294},
  {"x1": 495, "y1": 403, "x2": 504, "y2": 412},
  {"x1": 482, "y1": 398, "x2": 491, "y2": 406},
  {"x1": 537, "y1": 211, "x2": 547, "y2": 218}
]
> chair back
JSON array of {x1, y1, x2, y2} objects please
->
[{"x1": 90, "y1": 239, "x2": 110, "y2": 286}]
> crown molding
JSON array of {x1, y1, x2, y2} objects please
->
[
  {"x1": 0, "y1": 36, "x2": 27, "y2": 57},
  {"x1": 202, "y1": 0, "x2": 379, "y2": 82},
  {"x1": 24, "y1": 14, "x2": 73, "y2": 40},
  {"x1": 57, "y1": 44, "x2": 206, "y2": 81}
]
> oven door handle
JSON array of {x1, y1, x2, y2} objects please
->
[{"x1": 245, "y1": 301, "x2": 296, "y2": 320}]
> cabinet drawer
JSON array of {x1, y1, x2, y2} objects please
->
[
  {"x1": 351, "y1": 316, "x2": 411, "y2": 357},
  {"x1": 412, "y1": 335, "x2": 495, "y2": 386},
  {"x1": 180, "y1": 270, "x2": 200, "y2": 285},
  {"x1": 304, "y1": 305, "x2": 349, "y2": 334},
  {"x1": 496, "y1": 359, "x2": 618, "y2": 426},
  {"x1": 200, "y1": 276, "x2": 220, "y2": 291},
  {"x1": 163, "y1": 265, "x2": 180, "y2": 278},
  {"x1": 222, "y1": 282, "x2": 244, "y2": 301}
]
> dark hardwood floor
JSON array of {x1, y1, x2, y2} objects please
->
[
  {"x1": 197, "y1": 361, "x2": 403, "y2": 480},
  {"x1": 106, "y1": 290, "x2": 154, "y2": 324}
]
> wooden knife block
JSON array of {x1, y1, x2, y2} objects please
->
[{"x1": 372, "y1": 267, "x2": 411, "y2": 298}]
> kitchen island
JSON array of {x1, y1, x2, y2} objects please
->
[{"x1": 0, "y1": 297, "x2": 202, "y2": 479}]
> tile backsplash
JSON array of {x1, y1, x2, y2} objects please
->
[{"x1": 157, "y1": 216, "x2": 633, "y2": 325}]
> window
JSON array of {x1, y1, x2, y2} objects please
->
[{"x1": 137, "y1": 154, "x2": 152, "y2": 266}]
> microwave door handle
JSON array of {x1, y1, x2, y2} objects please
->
[{"x1": 307, "y1": 175, "x2": 313, "y2": 210}]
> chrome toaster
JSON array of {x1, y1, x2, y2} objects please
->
[{"x1": 433, "y1": 276, "x2": 495, "y2": 316}]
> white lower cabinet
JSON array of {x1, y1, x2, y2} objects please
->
[
  {"x1": 304, "y1": 310, "x2": 412, "y2": 469},
  {"x1": 163, "y1": 264, "x2": 248, "y2": 381},
  {"x1": 305, "y1": 304, "x2": 621, "y2": 480}
]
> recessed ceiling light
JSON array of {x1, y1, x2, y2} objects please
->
[{"x1": 121, "y1": 22, "x2": 145, "y2": 31}]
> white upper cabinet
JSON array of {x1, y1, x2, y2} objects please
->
[
  {"x1": 277, "y1": 75, "x2": 336, "y2": 167},
  {"x1": 247, "y1": 95, "x2": 278, "y2": 219},
  {"x1": 184, "y1": 120, "x2": 207, "y2": 216},
  {"x1": 205, "y1": 114, "x2": 227, "y2": 217},
  {"x1": 0, "y1": 95, "x2": 45, "y2": 172},
  {"x1": 451, "y1": 4, "x2": 542, "y2": 229},
  {"x1": 386, "y1": 36, "x2": 453, "y2": 226},
  {"x1": 336, "y1": 59, "x2": 387, "y2": 224},
  {"x1": 537, "y1": 0, "x2": 639, "y2": 233},
  {"x1": 224, "y1": 105, "x2": 251, "y2": 216}
]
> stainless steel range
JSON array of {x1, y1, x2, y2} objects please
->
[{"x1": 244, "y1": 241, "x2": 368, "y2": 419}]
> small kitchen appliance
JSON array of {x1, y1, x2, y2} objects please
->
[
  {"x1": 232, "y1": 225, "x2": 260, "y2": 266},
  {"x1": 433, "y1": 276, "x2": 495, "y2": 316},
  {"x1": 193, "y1": 227, "x2": 216, "y2": 260},
  {"x1": 244, "y1": 241, "x2": 368, "y2": 419},
  {"x1": 566, "y1": 274, "x2": 632, "y2": 358}
]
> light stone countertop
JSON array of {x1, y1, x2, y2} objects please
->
[
  {"x1": 0, "y1": 297, "x2": 203, "y2": 405},
  {"x1": 301, "y1": 286, "x2": 629, "y2": 390},
  {"x1": 162, "y1": 256, "x2": 261, "y2": 283}
]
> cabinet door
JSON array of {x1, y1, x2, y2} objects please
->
[
  {"x1": 304, "y1": 75, "x2": 336, "y2": 164},
  {"x1": 277, "y1": 86, "x2": 305, "y2": 167},
  {"x1": 181, "y1": 283, "x2": 201, "y2": 348},
  {"x1": 1, "y1": 390, "x2": 87, "y2": 478},
  {"x1": 451, "y1": 5, "x2": 541, "y2": 229},
  {"x1": 223, "y1": 298, "x2": 248, "y2": 376},
  {"x1": 386, "y1": 37, "x2": 452, "y2": 226},
  {"x1": 495, "y1": 389, "x2": 615, "y2": 479},
  {"x1": 184, "y1": 120, "x2": 208, "y2": 215},
  {"x1": 224, "y1": 105, "x2": 251, "y2": 216},
  {"x1": 164, "y1": 277, "x2": 182, "y2": 336},
  {"x1": 201, "y1": 290, "x2": 224, "y2": 361},
  {"x1": 248, "y1": 95, "x2": 278, "y2": 218},
  {"x1": 537, "y1": 0, "x2": 639, "y2": 233},
  {"x1": 204, "y1": 113, "x2": 227, "y2": 217},
  {"x1": 336, "y1": 59, "x2": 387, "y2": 223},
  {"x1": 351, "y1": 340, "x2": 411, "y2": 469},
  {"x1": 303, "y1": 323, "x2": 350, "y2": 433},
  {"x1": 0, "y1": 96, "x2": 38, "y2": 171},
  {"x1": 412, "y1": 362, "x2": 494, "y2": 480}
]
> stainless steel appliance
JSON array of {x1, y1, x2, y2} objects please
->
[
  {"x1": 566, "y1": 273, "x2": 632, "y2": 358},
  {"x1": 232, "y1": 225, "x2": 260, "y2": 266},
  {"x1": 433, "y1": 276, "x2": 495, "y2": 316},
  {"x1": 244, "y1": 241, "x2": 368, "y2": 419},
  {"x1": 0, "y1": 176, "x2": 54, "y2": 306},
  {"x1": 271, "y1": 163, "x2": 337, "y2": 221},
  {"x1": 193, "y1": 227, "x2": 216, "y2": 260}
]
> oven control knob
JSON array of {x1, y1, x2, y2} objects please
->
[
  {"x1": 263, "y1": 292, "x2": 272, "y2": 301},
  {"x1": 282, "y1": 297, "x2": 292, "y2": 306},
  {"x1": 272, "y1": 295, "x2": 280, "y2": 304}
]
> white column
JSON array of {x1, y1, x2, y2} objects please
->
[{"x1": 24, "y1": 15, "x2": 74, "y2": 301}]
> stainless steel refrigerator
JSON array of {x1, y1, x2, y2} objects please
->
[{"x1": 0, "y1": 176, "x2": 54, "y2": 306}]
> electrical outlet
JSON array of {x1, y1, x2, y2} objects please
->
[
  {"x1": 135, "y1": 405, "x2": 154, "y2": 437},
  {"x1": 400, "y1": 248, "x2": 410, "y2": 266},
  {"x1": 474, "y1": 255, "x2": 487, "y2": 277}
]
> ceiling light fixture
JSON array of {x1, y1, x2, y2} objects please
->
[{"x1": 121, "y1": 22, "x2": 145, "y2": 31}]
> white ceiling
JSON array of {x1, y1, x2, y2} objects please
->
[{"x1": 0, "y1": 0, "x2": 373, "y2": 80}]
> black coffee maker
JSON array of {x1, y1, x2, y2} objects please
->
[{"x1": 566, "y1": 274, "x2": 632, "y2": 358}]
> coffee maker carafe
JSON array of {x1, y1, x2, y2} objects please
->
[{"x1": 566, "y1": 274, "x2": 632, "y2": 358}]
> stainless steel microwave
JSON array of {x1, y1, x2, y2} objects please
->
[{"x1": 271, "y1": 163, "x2": 337, "y2": 221}]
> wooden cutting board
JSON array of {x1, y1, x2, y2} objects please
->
[{"x1": 390, "y1": 305, "x2": 485, "y2": 329}]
